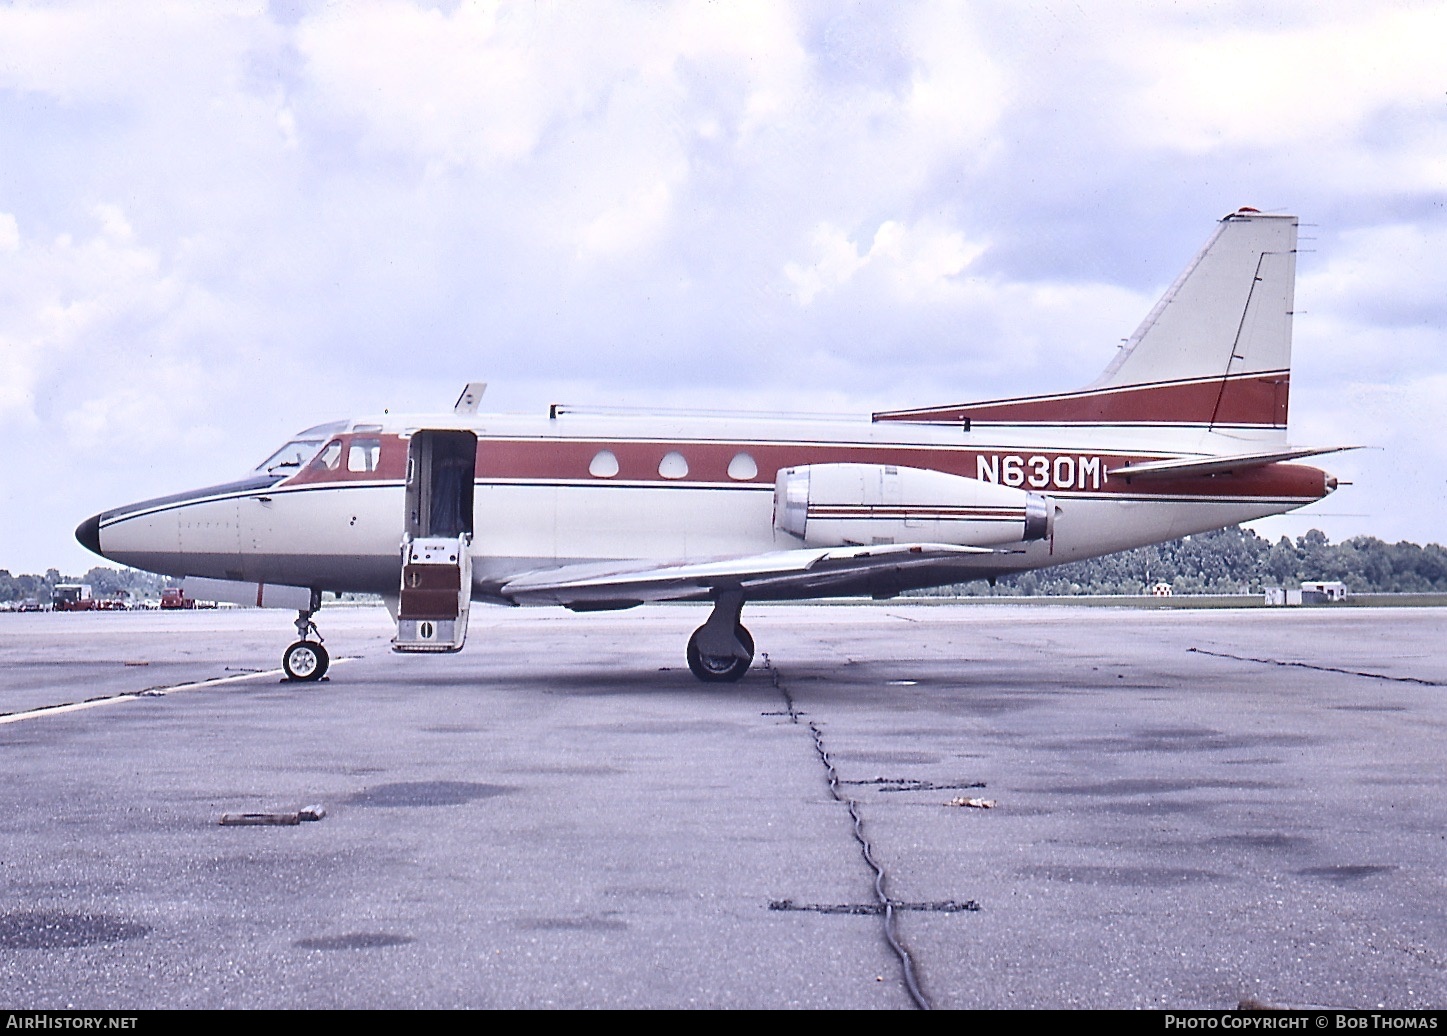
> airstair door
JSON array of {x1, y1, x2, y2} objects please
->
[{"x1": 394, "y1": 429, "x2": 476, "y2": 653}]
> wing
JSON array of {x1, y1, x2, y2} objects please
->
[{"x1": 497, "y1": 543, "x2": 1004, "y2": 609}]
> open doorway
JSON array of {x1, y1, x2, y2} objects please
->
[
  {"x1": 395, "y1": 429, "x2": 476, "y2": 654},
  {"x1": 406, "y1": 430, "x2": 476, "y2": 540}
]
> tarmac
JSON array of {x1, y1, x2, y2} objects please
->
[{"x1": 0, "y1": 602, "x2": 1443, "y2": 1009}]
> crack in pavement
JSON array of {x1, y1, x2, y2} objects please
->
[
  {"x1": 770, "y1": 899, "x2": 980, "y2": 915},
  {"x1": 762, "y1": 653, "x2": 932, "y2": 1011},
  {"x1": 842, "y1": 777, "x2": 988, "y2": 793},
  {"x1": 1189, "y1": 647, "x2": 1444, "y2": 687}
]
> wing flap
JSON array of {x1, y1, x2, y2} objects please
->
[{"x1": 499, "y1": 543, "x2": 1000, "y2": 606}]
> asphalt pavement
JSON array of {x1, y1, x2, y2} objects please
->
[{"x1": 0, "y1": 603, "x2": 1443, "y2": 1009}]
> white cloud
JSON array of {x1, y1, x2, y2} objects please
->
[
  {"x1": 1283, "y1": 372, "x2": 1447, "y2": 542},
  {"x1": 898, "y1": 4, "x2": 1004, "y2": 147},
  {"x1": 783, "y1": 224, "x2": 868, "y2": 305},
  {"x1": 0, "y1": 2, "x2": 268, "y2": 104},
  {"x1": 784, "y1": 220, "x2": 987, "y2": 305},
  {"x1": 1302, "y1": 223, "x2": 1447, "y2": 328},
  {"x1": 1126, "y1": 4, "x2": 1446, "y2": 157},
  {"x1": 0, "y1": 203, "x2": 277, "y2": 478},
  {"x1": 92, "y1": 203, "x2": 134, "y2": 242},
  {"x1": 576, "y1": 178, "x2": 679, "y2": 262},
  {"x1": 293, "y1": 1, "x2": 806, "y2": 168},
  {"x1": 277, "y1": 102, "x2": 299, "y2": 149},
  {"x1": 297, "y1": 2, "x2": 543, "y2": 166}
]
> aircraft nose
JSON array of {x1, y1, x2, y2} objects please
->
[{"x1": 75, "y1": 514, "x2": 103, "y2": 558}]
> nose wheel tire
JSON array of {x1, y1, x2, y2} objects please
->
[
  {"x1": 686, "y1": 624, "x2": 754, "y2": 683},
  {"x1": 282, "y1": 640, "x2": 329, "y2": 682}
]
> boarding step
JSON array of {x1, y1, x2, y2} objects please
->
[{"x1": 393, "y1": 536, "x2": 471, "y2": 653}]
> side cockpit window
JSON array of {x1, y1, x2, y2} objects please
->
[
  {"x1": 313, "y1": 440, "x2": 343, "y2": 471},
  {"x1": 254, "y1": 438, "x2": 326, "y2": 476}
]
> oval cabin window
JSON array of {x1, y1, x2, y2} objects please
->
[
  {"x1": 589, "y1": 450, "x2": 619, "y2": 478},
  {"x1": 727, "y1": 452, "x2": 758, "y2": 480},
  {"x1": 658, "y1": 451, "x2": 689, "y2": 479}
]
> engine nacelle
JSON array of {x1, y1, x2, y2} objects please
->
[{"x1": 774, "y1": 463, "x2": 1053, "y2": 548}]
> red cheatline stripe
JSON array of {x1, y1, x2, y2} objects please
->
[
  {"x1": 807, "y1": 505, "x2": 1024, "y2": 513},
  {"x1": 808, "y1": 509, "x2": 1025, "y2": 520},
  {"x1": 274, "y1": 431, "x2": 1325, "y2": 501},
  {"x1": 809, "y1": 513, "x2": 1021, "y2": 518}
]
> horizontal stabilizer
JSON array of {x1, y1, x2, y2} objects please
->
[{"x1": 1109, "y1": 445, "x2": 1354, "y2": 481}]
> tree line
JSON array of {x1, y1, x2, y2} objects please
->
[
  {"x1": 3, "y1": 527, "x2": 1446, "y2": 604},
  {"x1": 891, "y1": 526, "x2": 1447, "y2": 599},
  {"x1": 930, "y1": 526, "x2": 1447, "y2": 597}
]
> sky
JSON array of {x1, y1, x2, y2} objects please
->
[{"x1": 2, "y1": 0, "x2": 1444, "y2": 576}]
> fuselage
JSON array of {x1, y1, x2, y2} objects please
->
[{"x1": 78, "y1": 409, "x2": 1334, "y2": 601}]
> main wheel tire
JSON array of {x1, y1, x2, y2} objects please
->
[
  {"x1": 282, "y1": 640, "x2": 329, "y2": 682},
  {"x1": 735, "y1": 624, "x2": 754, "y2": 661},
  {"x1": 686, "y1": 625, "x2": 752, "y2": 683}
]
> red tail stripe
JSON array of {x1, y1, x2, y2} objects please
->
[{"x1": 874, "y1": 372, "x2": 1289, "y2": 427}]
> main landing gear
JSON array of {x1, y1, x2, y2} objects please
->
[
  {"x1": 282, "y1": 598, "x2": 329, "y2": 682},
  {"x1": 686, "y1": 591, "x2": 754, "y2": 683}
]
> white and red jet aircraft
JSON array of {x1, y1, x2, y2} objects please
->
[{"x1": 77, "y1": 209, "x2": 1345, "y2": 683}]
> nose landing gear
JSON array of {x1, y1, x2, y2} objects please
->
[{"x1": 282, "y1": 600, "x2": 329, "y2": 682}]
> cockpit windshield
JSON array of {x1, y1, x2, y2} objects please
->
[
  {"x1": 252, "y1": 421, "x2": 349, "y2": 476},
  {"x1": 253, "y1": 439, "x2": 324, "y2": 475}
]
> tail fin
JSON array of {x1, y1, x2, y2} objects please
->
[{"x1": 874, "y1": 208, "x2": 1298, "y2": 433}]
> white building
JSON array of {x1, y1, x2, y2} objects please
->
[{"x1": 1300, "y1": 581, "x2": 1348, "y2": 603}]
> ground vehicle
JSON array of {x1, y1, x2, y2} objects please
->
[
  {"x1": 52, "y1": 584, "x2": 96, "y2": 611},
  {"x1": 159, "y1": 587, "x2": 195, "y2": 610}
]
